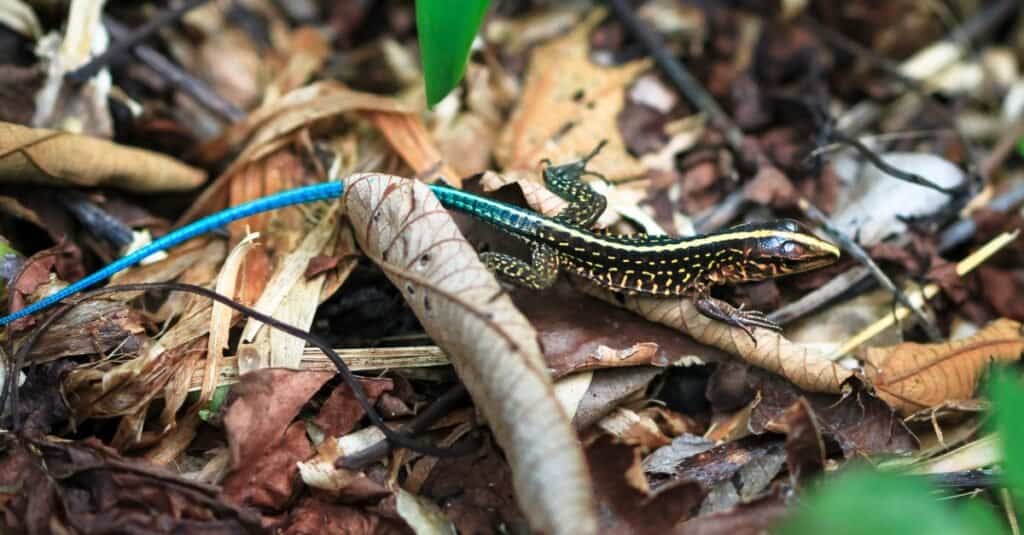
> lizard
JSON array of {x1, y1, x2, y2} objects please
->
[{"x1": 0, "y1": 146, "x2": 840, "y2": 335}]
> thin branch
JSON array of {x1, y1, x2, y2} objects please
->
[{"x1": 65, "y1": 0, "x2": 212, "y2": 84}]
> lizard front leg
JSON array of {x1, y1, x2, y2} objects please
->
[
  {"x1": 543, "y1": 142, "x2": 608, "y2": 228},
  {"x1": 693, "y1": 288, "x2": 781, "y2": 343},
  {"x1": 481, "y1": 244, "x2": 561, "y2": 290}
]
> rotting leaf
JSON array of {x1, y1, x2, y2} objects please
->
[
  {"x1": 0, "y1": 121, "x2": 205, "y2": 192},
  {"x1": 863, "y1": 318, "x2": 1024, "y2": 415},
  {"x1": 586, "y1": 435, "x2": 704, "y2": 534},
  {"x1": 496, "y1": 9, "x2": 651, "y2": 182},
  {"x1": 222, "y1": 368, "x2": 333, "y2": 470},
  {"x1": 341, "y1": 173, "x2": 596, "y2": 535},
  {"x1": 223, "y1": 421, "x2": 315, "y2": 510},
  {"x1": 0, "y1": 435, "x2": 263, "y2": 534},
  {"x1": 749, "y1": 372, "x2": 917, "y2": 458}
]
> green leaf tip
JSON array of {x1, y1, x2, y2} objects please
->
[{"x1": 416, "y1": 0, "x2": 491, "y2": 107}]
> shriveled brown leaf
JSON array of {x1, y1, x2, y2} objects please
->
[
  {"x1": 22, "y1": 299, "x2": 145, "y2": 363},
  {"x1": 0, "y1": 121, "x2": 205, "y2": 192},
  {"x1": 496, "y1": 9, "x2": 651, "y2": 182},
  {"x1": 863, "y1": 318, "x2": 1024, "y2": 415},
  {"x1": 278, "y1": 496, "x2": 407, "y2": 535},
  {"x1": 582, "y1": 286, "x2": 853, "y2": 393},
  {"x1": 222, "y1": 368, "x2": 333, "y2": 469},
  {"x1": 587, "y1": 435, "x2": 704, "y2": 534},
  {"x1": 184, "y1": 81, "x2": 411, "y2": 223},
  {"x1": 341, "y1": 173, "x2": 596, "y2": 535},
  {"x1": 222, "y1": 421, "x2": 314, "y2": 510},
  {"x1": 749, "y1": 373, "x2": 916, "y2": 457},
  {"x1": 0, "y1": 435, "x2": 262, "y2": 534},
  {"x1": 762, "y1": 398, "x2": 826, "y2": 483},
  {"x1": 364, "y1": 110, "x2": 461, "y2": 185},
  {"x1": 311, "y1": 377, "x2": 393, "y2": 438}
]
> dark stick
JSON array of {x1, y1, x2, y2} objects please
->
[
  {"x1": 800, "y1": 200, "x2": 943, "y2": 341},
  {"x1": 603, "y1": 0, "x2": 745, "y2": 153},
  {"x1": 829, "y1": 131, "x2": 965, "y2": 195},
  {"x1": 104, "y1": 17, "x2": 244, "y2": 123},
  {"x1": 339, "y1": 383, "x2": 471, "y2": 470},
  {"x1": 58, "y1": 191, "x2": 134, "y2": 250},
  {"x1": 65, "y1": 0, "x2": 212, "y2": 84},
  {"x1": 2, "y1": 282, "x2": 475, "y2": 459}
]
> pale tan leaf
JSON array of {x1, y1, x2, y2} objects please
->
[
  {"x1": 363, "y1": 110, "x2": 461, "y2": 185},
  {"x1": 0, "y1": 121, "x2": 206, "y2": 192},
  {"x1": 863, "y1": 318, "x2": 1024, "y2": 415},
  {"x1": 582, "y1": 285, "x2": 854, "y2": 393},
  {"x1": 496, "y1": 9, "x2": 651, "y2": 182},
  {"x1": 342, "y1": 173, "x2": 596, "y2": 535}
]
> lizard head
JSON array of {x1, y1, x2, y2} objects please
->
[
  {"x1": 739, "y1": 219, "x2": 840, "y2": 281},
  {"x1": 709, "y1": 220, "x2": 840, "y2": 285}
]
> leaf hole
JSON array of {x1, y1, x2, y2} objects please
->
[
  {"x1": 405, "y1": 283, "x2": 415, "y2": 295},
  {"x1": 572, "y1": 89, "x2": 585, "y2": 102},
  {"x1": 422, "y1": 294, "x2": 432, "y2": 311}
]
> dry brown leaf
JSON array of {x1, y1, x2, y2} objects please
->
[
  {"x1": 0, "y1": 121, "x2": 205, "y2": 192},
  {"x1": 582, "y1": 285, "x2": 854, "y2": 393},
  {"x1": 364, "y1": 110, "x2": 461, "y2": 185},
  {"x1": 496, "y1": 9, "x2": 651, "y2": 182},
  {"x1": 863, "y1": 318, "x2": 1024, "y2": 415},
  {"x1": 341, "y1": 173, "x2": 596, "y2": 535}
]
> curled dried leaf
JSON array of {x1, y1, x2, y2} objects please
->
[
  {"x1": 582, "y1": 286, "x2": 854, "y2": 393},
  {"x1": 863, "y1": 318, "x2": 1024, "y2": 415},
  {"x1": 0, "y1": 121, "x2": 205, "y2": 192},
  {"x1": 341, "y1": 173, "x2": 596, "y2": 535}
]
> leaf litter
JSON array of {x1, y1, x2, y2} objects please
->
[{"x1": 1, "y1": 1, "x2": 1024, "y2": 534}]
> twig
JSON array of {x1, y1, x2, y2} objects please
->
[
  {"x1": 603, "y1": 0, "x2": 745, "y2": 153},
  {"x1": 65, "y1": 0, "x2": 212, "y2": 84},
  {"x1": 826, "y1": 230, "x2": 1019, "y2": 359},
  {"x1": 773, "y1": 182, "x2": 1024, "y2": 325},
  {"x1": 58, "y1": 191, "x2": 134, "y2": 250},
  {"x1": 339, "y1": 384, "x2": 470, "y2": 470},
  {"x1": 799, "y1": 200, "x2": 943, "y2": 341},
  {"x1": 828, "y1": 131, "x2": 965, "y2": 195},
  {"x1": 103, "y1": 17, "x2": 244, "y2": 123}
]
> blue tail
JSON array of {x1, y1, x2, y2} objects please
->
[{"x1": 0, "y1": 182, "x2": 344, "y2": 326}]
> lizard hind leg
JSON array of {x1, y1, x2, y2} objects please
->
[{"x1": 480, "y1": 245, "x2": 560, "y2": 290}]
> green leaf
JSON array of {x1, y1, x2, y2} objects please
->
[
  {"x1": 416, "y1": 0, "x2": 490, "y2": 107},
  {"x1": 989, "y1": 368, "x2": 1024, "y2": 508},
  {"x1": 778, "y1": 469, "x2": 1003, "y2": 535},
  {"x1": 198, "y1": 384, "x2": 232, "y2": 422},
  {"x1": 1017, "y1": 136, "x2": 1024, "y2": 158}
]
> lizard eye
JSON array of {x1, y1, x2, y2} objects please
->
[{"x1": 781, "y1": 240, "x2": 801, "y2": 256}]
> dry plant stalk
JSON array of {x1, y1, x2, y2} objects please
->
[
  {"x1": 863, "y1": 318, "x2": 1024, "y2": 415},
  {"x1": 341, "y1": 173, "x2": 597, "y2": 535}
]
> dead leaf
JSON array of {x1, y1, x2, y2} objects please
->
[
  {"x1": 0, "y1": 121, "x2": 205, "y2": 192},
  {"x1": 749, "y1": 372, "x2": 916, "y2": 457},
  {"x1": 341, "y1": 173, "x2": 596, "y2": 535},
  {"x1": 587, "y1": 435, "x2": 704, "y2": 534},
  {"x1": 365, "y1": 110, "x2": 461, "y2": 185},
  {"x1": 223, "y1": 421, "x2": 315, "y2": 510},
  {"x1": 0, "y1": 435, "x2": 262, "y2": 534},
  {"x1": 581, "y1": 285, "x2": 854, "y2": 393},
  {"x1": 311, "y1": 377, "x2": 393, "y2": 438},
  {"x1": 496, "y1": 9, "x2": 651, "y2": 182},
  {"x1": 222, "y1": 368, "x2": 333, "y2": 470},
  {"x1": 863, "y1": 318, "x2": 1024, "y2": 415},
  {"x1": 279, "y1": 496, "x2": 407, "y2": 535}
]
